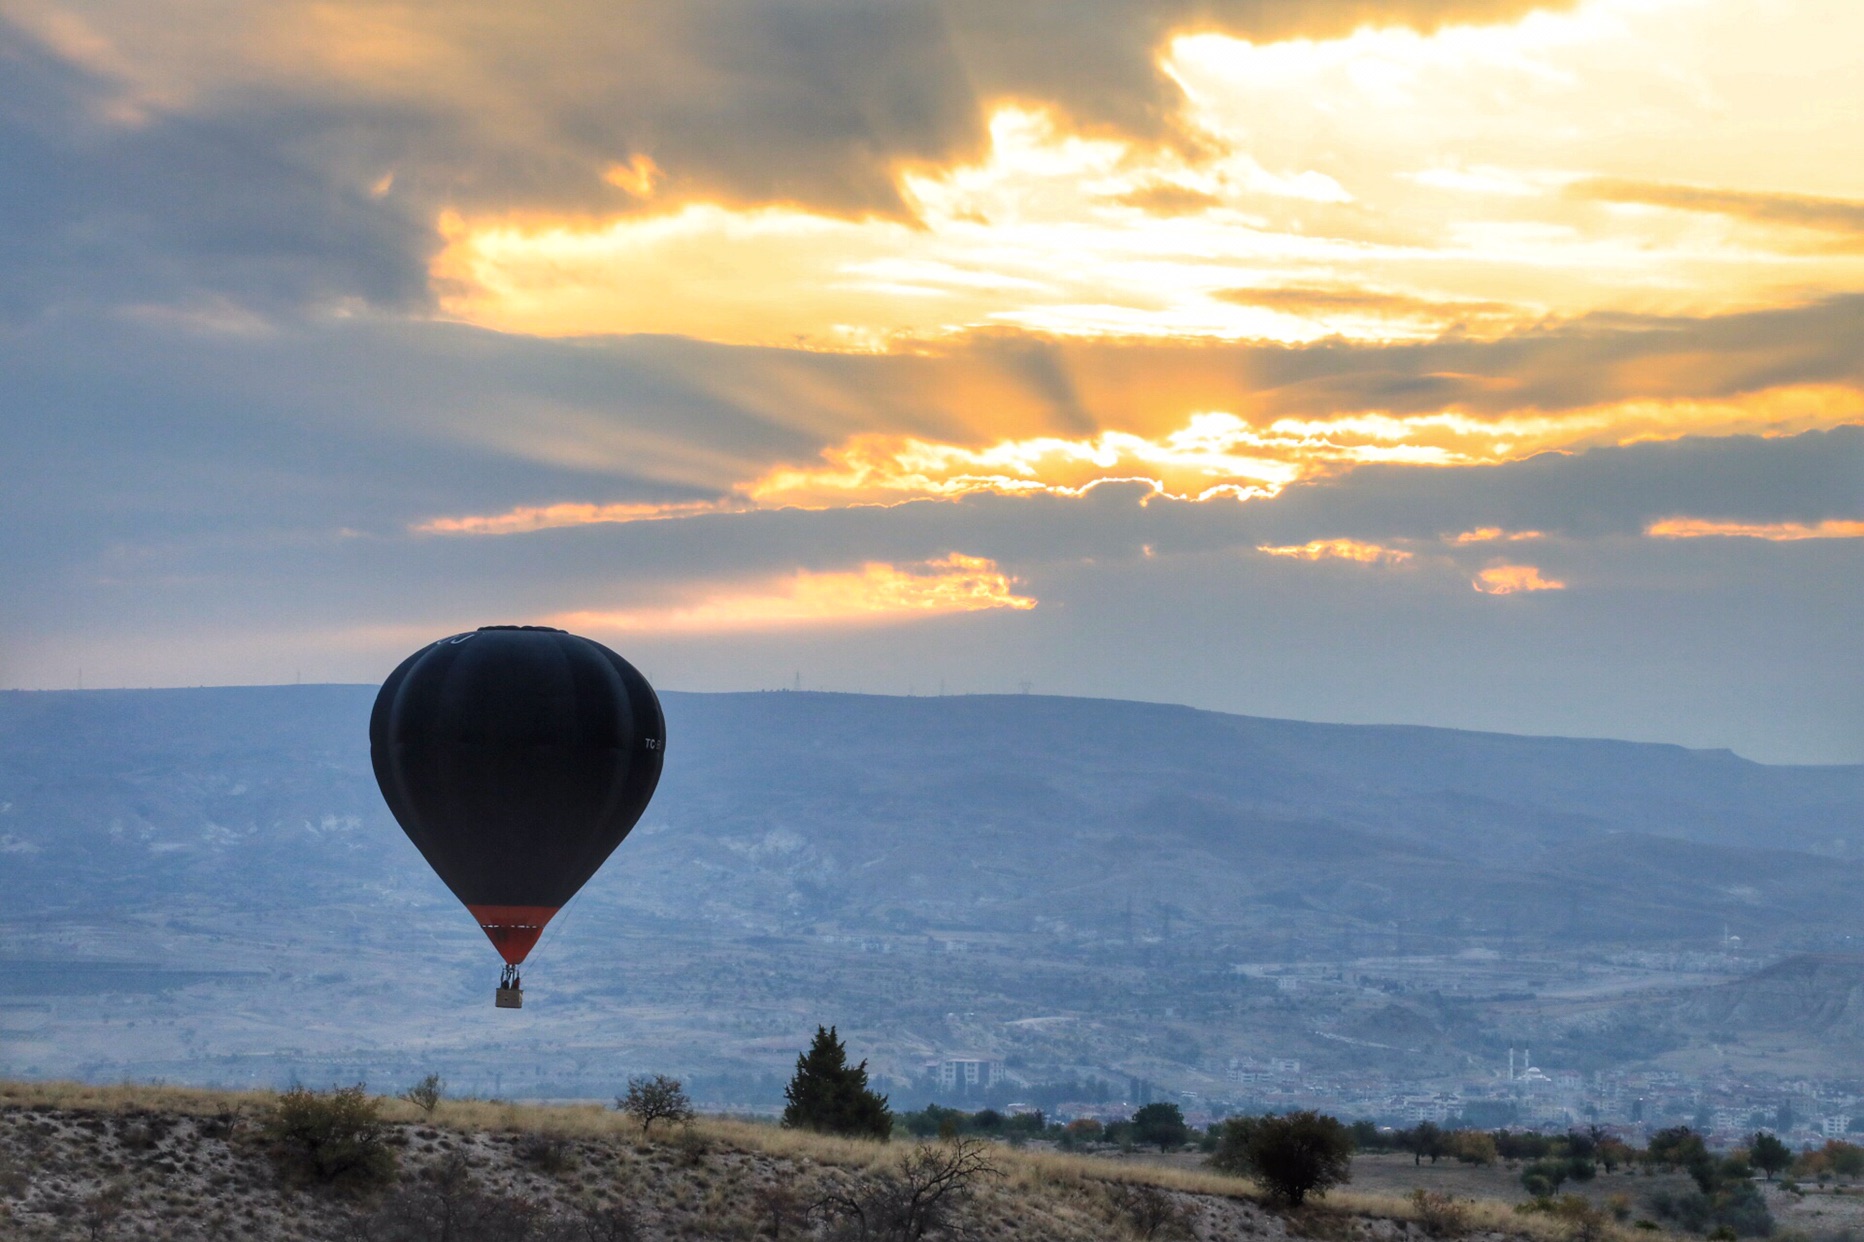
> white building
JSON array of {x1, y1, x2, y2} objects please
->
[{"x1": 937, "y1": 1058, "x2": 1002, "y2": 1090}]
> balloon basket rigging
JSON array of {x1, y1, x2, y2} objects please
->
[{"x1": 496, "y1": 964, "x2": 523, "y2": 1009}]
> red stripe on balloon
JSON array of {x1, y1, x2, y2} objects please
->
[{"x1": 467, "y1": 904, "x2": 560, "y2": 965}]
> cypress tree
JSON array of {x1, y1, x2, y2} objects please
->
[{"x1": 781, "y1": 1025, "x2": 893, "y2": 1140}]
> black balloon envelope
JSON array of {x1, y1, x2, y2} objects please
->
[{"x1": 370, "y1": 626, "x2": 664, "y2": 1003}]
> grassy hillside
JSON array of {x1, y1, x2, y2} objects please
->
[{"x1": 0, "y1": 1079, "x2": 1586, "y2": 1242}]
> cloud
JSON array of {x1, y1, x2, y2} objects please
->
[
  {"x1": 550, "y1": 552, "x2": 1034, "y2": 634},
  {"x1": 1472, "y1": 563, "x2": 1563, "y2": 594},
  {"x1": 416, "y1": 499, "x2": 741, "y2": 536},
  {"x1": 1646, "y1": 518, "x2": 1864, "y2": 542},
  {"x1": 9, "y1": 0, "x2": 1864, "y2": 344},
  {"x1": 414, "y1": 384, "x2": 1863, "y2": 534},
  {"x1": 1575, "y1": 179, "x2": 1864, "y2": 238},
  {"x1": 2, "y1": 0, "x2": 1571, "y2": 226},
  {"x1": 1446, "y1": 527, "x2": 1542, "y2": 544},
  {"x1": 1212, "y1": 285, "x2": 1520, "y2": 328},
  {"x1": 1257, "y1": 538, "x2": 1410, "y2": 564},
  {"x1": 0, "y1": 26, "x2": 432, "y2": 320}
]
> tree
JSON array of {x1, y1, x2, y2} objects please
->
[
  {"x1": 1209, "y1": 1111, "x2": 1355, "y2": 1206},
  {"x1": 1131, "y1": 1102, "x2": 1191, "y2": 1152},
  {"x1": 1400, "y1": 1122, "x2": 1446, "y2": 1166},
  {"x1": 782, "y1": 1025, "x2": 893, "y2": 1140},
  {"x1": 1446, "y1": 1131, "x2": 1498, "y2": 1166},
  {"x1": 618, "y1": 1074, "x2": 694, "y2": 1136},
  {"x1": 1749, "y1": 1133, "x2": 1790, "y2": 1182},
  {"x1": 1827, "y1": 1140, "x2": 1864, "y2": 1180}
]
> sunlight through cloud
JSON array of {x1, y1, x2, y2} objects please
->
[
  {"x1": 550, "y1": 554, "x2": 1035, "y2": 634},
  {"x1": 1646, "y1": 517, "x2": 1864, "y2": 541}
]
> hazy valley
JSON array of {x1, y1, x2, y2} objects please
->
[{"x1": 2, "y1": 687, "x2": 1861, "y2": 1123}]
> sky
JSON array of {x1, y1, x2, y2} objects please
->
[{"x1": 1, "y1": 0, "x2": 1860, "y2": 762}]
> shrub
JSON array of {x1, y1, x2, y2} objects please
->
[
  {"x1": 1209, "y1": 1111, "x2": 1355, "y2": 1206},
  {"x1": 1522, "y1": 1158, "x2": 1571, "y2": 1196},
  {"x1": 810, "y1": 1137, "x2": 998, "y2": 1240},
  {"x1": 1410, "y1": 1189, "x2": 1470, "y2": 1238},
  {"x1": 1108, "y1": 1182, "x2": 1194, "y2": 1241},
  {"x1": 262, "y1": 1084, "x2": 397, "y2": 1193},
  {"x1": 516, "y1": 1132, "x2": 579, "y2": 1175},
  {"x1": 398, "y1": 1074, "x2": 444, "y2": 1118}
]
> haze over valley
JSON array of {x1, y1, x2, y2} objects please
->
[{"x1": 4, "y1": 686, "x2": 1860, "y2": 1133}]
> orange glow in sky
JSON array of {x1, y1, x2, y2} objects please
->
[
  {"x1": 417, "y1": 385, "x2": 1861, "y2": 534},
  {"x1": 1473, "y1": 563, "x2": 1565, "y2": 594},
  {"x1": 1258, "y1": 539, "x2": 1412, "y2": 565},
  {"x1": 1646, "y1": 517, "x2": 1864, "y2": 541},
  {"x1": 550, "y1": 554, "x2": 1034, "y2": 634}
]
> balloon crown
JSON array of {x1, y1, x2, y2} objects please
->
[{"x1": 475, "y1": 625, "x2": 566, "y2": 633}]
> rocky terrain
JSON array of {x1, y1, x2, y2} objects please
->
[{"x1": 0, "y1": 1080, "x2": 1575, "y2": 1242}]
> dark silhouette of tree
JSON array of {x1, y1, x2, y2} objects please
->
[
  {"x1": 1401, "y1": 1118, "x2": 1446, "y2": 1163},
  {"x1": 782, "y1": 1025, "x2": 893, "y2": 1140},
  {"x1": 1749, "y1": 1132, "x2": 1791, "y2": 1181},
  {"x1": 1131, "y1": 1102, "x2": 1191, "y2": 1151},
  {"x1": 618, "y1": 1074, "x2": 694, "y2": 1135},
  {"x1": 1210, "y1": 1111, "x2": 1355, "y2": 1206}
]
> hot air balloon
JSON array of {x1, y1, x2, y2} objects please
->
[{"x1": 370, "y1": 626, "x2": 664, "y2": 1007}]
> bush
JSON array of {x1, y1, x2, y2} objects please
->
[
  {"x1": 1410, "y1": 1189, "x2": 1470, "y2": 1238},
  {"x1": 1209, "y1": 1111, "x2": 1355, "y2": 1206},
  {"x1": 1651, "y1": 1183, "x2": 1774, "y2": 1238},
  {"x1": 810, "y1": 1138, "x2": 998, "y2": 1240},
  {"x1": 516, "y1": 1132, "x2": 579, "y2": 1174},
  {"x1": 1522, "y1": 1158, "x2": 1572, "y2": 1196},
  {"x1": 398, "y1": 1073, "x2": 444, "y2": 1117},
  {"x1": 1108, "y1": 1182, "x2": 1194, "y2": 1241},
  {"x1": 263, "y1": 1084, "x2": 397, "y2": 1193}
]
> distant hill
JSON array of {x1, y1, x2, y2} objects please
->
[{"x1": 3, "y1": 686, "x2": 1858, "y2": 943}]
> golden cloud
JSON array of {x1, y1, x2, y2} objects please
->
[
  {"x1": 1447, "y1": 527, "x2": 1544, "y2": 544},
  {"x1": 1646, "y1": 517, "x2": 1864, "y2": 541},
  {"x1": 1473, "y1": 563, "x2": 1564, "y2": 594},
  {"x1": 425, "y1": 0, "x2": 1864, "y2": 350},
  {"x1": 551, "y1": 553, "x2": 1035, "y2": 634},
  {"x1": 1258, "y1": 539, "x2": 1411, "y2": 565},
  {"x1": 416, "y1": 385, "x2": 1864, "y2": 536},
  {"x1": 1574, "y1": 180, "x2": 1864, "y2": 238}
]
